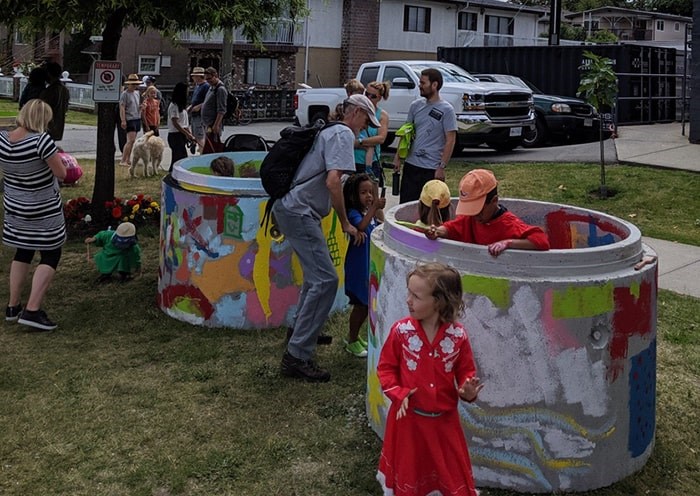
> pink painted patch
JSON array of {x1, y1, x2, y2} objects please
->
[
  {"x1": 541, "y1": 289, "x2": 582, "y2": 353},
  {"x1": 245, "y1": 284, "x2": 300, "y2": 327}
]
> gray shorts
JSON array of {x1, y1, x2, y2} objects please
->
[{"x1": 190, "y1": 113, "x2": 204, "y2": 139}]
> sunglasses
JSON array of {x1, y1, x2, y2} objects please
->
[{"x1": 364, "y1": 91, "x2": 380, "y2": 100}]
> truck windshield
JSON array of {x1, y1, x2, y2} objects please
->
[{"x1": 408, "y1": 63, "x2": 478, "y2": 83}]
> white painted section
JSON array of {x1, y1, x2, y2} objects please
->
[{"x1": 306, "y1": 0, "x2": 343, "y2": 48}]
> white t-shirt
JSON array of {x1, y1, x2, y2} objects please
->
[{"x1": 167, "y1": 103, "x2": 190, "y2": 134}]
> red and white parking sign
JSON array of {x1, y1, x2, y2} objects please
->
[{"x1": 92, "y1": 61, "x2": 122, "y2": 102}]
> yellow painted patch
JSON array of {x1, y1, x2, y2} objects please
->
[
  {"x1": 254, "y1": 201, "x2": 273, "y2": 320},
  {"x1": 367, "y1": 368, "x2": 387, "y2": 425},
  {"x1": 461, "y1": 274, "x2": 511, "y2": 309},
  {"x1": 551, "y1": 283, "x2": 614, "y2": 319}
]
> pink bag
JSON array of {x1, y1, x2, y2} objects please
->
[{"x1": 58, "y1": 152, "x2": 83, "y2": 185}]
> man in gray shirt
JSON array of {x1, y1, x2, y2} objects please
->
[
  {"x1": 201, "y1": 67, "x2": 227, "y2": 152},
  {"x1": 393, "y1": 67, "x2": 457, "y2": 203},
  {"x1": 274, "y1": 94, "x2": 380, "y2": 382}
]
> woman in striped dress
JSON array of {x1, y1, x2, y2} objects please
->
[{"x1": 0, "y1": 99, "x2": 67, "y2": 331}]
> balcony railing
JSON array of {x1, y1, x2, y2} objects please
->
[{"x1": 179, "y1": 20, "x2": 303, "y2": 46}]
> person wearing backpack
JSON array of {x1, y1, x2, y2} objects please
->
[
  {"x1": 275, "y1": 94, "x2": 380, "y2": 383},
  {"x1": 200, "y1": 67, "x2": 227, "y2": 153}
]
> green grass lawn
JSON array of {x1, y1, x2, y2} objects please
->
[
  {"x1": 0, "y1": 161, "x2": 698, "y2": 495},
  {"x1": 0, "y1": 98, "x2": 97, "y2": 126}
]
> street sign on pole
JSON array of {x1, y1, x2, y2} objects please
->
[{"x1": 92, "y1": 61, "x2": 122, "y2": 102}]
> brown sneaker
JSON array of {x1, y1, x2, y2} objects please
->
[{"x1": 280, "y1": 351, "x2": 330, "y2": 382}]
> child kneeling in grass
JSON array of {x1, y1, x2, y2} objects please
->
[{"x1": 85, "y1": 222, "x2": 142, "y2": 283}]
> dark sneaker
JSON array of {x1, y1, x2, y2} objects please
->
[
  {"x1": 18, "y1": 309, "x2": 57, "y2": 331},
  {"x1": 280, "y1": 352, "x2": 330, "y2": 382},
  {"x1": 96, "y1": 274, "x2": 112, "y2": 283},
  {"x1": 5, "y1": 303, "x2": 22, "y2": 322},
  {"x1": 285, "y1": 327, "x2": 333, "y2": 345}
]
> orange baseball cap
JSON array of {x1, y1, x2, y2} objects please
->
[{"x1": 455, "y1": 169, "x2": 498, "y2": 216}]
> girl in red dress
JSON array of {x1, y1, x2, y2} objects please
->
[{"x1": 377, "y1": 262, "x2": 483, "y2": 496}]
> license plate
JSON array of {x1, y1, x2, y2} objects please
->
[
  {"x1": 509, "y1": 127, "x2": 522, "y2": 137},
  {"x1": 584, "y1": 118, "x2": 593, "y2": 127}
]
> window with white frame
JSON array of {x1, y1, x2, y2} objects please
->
[
  {"x1": 404, "y1": 6, "x2": 431, "y2": 33},
  {"x1": 138, "y1": 55, "x2": 160, "y2": 75},
  {"x1": 656, "y1": 20, "x2": 664, "y2": 31},
  {"x1": 485, "y1": 15, "x2": 514, "y2": 35},
  {"x1": 246, "y1": 58, "x2": 278, "y2": 86},
  {"x1": 458, "y1": 12, "x2": 478, "y2": 31}
]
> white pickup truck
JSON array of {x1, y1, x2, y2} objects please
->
[{"x1": 294, "y1": 60, "x2": 535, "y2": 151}]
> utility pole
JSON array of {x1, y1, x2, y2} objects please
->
[
  {"x1": 689, "y1": 1, "x2": 699, "y2": 143},
  {"x1": 549, "y1": 0, "x2": 562, "y2": 45}
]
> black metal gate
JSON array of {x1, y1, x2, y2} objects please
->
[{"x1": 438, "y1": 44, "x2": 680, "y2": 125}]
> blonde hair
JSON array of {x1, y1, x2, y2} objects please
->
[
  {"x1": 143, "y1": 86, "x2": 157, "y2": 98},
  {"x1": 344, "y1": 78, "x2": 365, "y2": 96},
  {"x1": 366, "y1": 80, "x2": 390, "y2": 100},
  {"x1": 16, "y1": 99, "x2": 53, "y2": 133},
  {"x1": 407, "y1": 262, "x2": 464, "y2": 323}
]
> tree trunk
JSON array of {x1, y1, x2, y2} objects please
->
[
  {"x1": 90, "y1": 8, "x2": 127, "y2": 225},
  {"x1": 599, "y1": 118, "x2": 607, "y2": 198},
  {"x1": 690, "y1": 0, "x2": 700, "y2": 143}
]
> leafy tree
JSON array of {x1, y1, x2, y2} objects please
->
[
  {"x1": 577, "y1": 50, "x2": 618, "y2": 198},
  {"x1": 586, "y1": 29, "x2": 619, "y2": 43},
  {"x1": 2, "y1": 0, "x2": 307, "y2": 222},
  {"x1": 560, "y1": 24, "x2": 587, "y2": 41},
  {"x1": 637, "y1": 0, "x2": 692, "y2": 17}
]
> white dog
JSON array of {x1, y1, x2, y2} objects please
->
[{"x1": 130, "y1": 131, "x2": 165, "y2": 178}]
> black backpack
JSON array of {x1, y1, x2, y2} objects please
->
[
  {"x1": 224, "y1": 92, "x2": 239, "y2": 120},
  {"x1": 260, "y1": 120, "x2": 344, "y2": 231}
]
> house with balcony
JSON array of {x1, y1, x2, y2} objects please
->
[
  {"x1": 107, "y1": 0, "x2": 548, "y2": 90},
  {"x1": 566, "y1": 6, "x2": 692, "y2": 46}
]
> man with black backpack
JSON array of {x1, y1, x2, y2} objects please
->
[
  {"x1": 201, "y1": 67, "x2": 228, "y2": 153},
  {"x1": 276, "y1": 94, "x2": 380, "y2": 383}
]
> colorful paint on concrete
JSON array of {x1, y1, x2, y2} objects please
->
[
  {"x1": 157, "y1": 152, "x2": 349, "y2": 329},
  {"x1": 368, "y1": 199, "x2": 658, "y2": 492}
]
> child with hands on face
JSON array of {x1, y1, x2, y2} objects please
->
[
  {"x1": 425, "y1": 169, "x2": 550, "y2": 256},
  {"x1": 342, "y1": 173, "x2": 386, "y2": 357},
  {"x1": 377, "y1": 262, "x2": 483, "y2": 496}
]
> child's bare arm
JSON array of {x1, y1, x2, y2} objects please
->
[
  {"x1": 488, "y1": 238, "x2": 538, "y2": 256},
  {"x1": 458, "y1": 377, "x2": 484, "y2": 402}
]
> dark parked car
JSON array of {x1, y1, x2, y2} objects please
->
[{"x1": 474, "y1": 74, "x2": 604, "y2": 147}]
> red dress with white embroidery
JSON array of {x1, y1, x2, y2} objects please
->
[{"x1": 377, "y1": 316, "x2": 479, "y2": 496}]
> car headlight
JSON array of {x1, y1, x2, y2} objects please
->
[
  {"x1": 462, "y1": 93, "x2": 485, "y2": 111},
  {"x1": 551, "y1": 103, "x2": 572, "y2": 113}
]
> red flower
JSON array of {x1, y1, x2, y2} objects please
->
[
  {"x1": 112, "y1": 207, "x2": 122, "y2": 219},
  {"x1": 105, "y1": 201, "x2": 113, "y2": 208}
]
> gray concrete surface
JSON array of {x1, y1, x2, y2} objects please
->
[{"x1": 59, "y1": 121, "x2": 700, "y2": 299}]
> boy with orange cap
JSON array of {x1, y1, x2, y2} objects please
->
[{"x1": 425, "y1": 169, "x2": 550, "y2": 256}]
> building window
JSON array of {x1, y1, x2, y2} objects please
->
[
  {"x1": 404, "y1": 6, "x2": 431, "y2": 33},
  {"x1": 458, "y1": 12, "x2": 478, "y2": 31},
  {"x1": 138, "y1": 55, "x2": 160, "y2": 75},
  {"x1": 656, "y1": 20, "x2": 664, "y2": 31},
  {"x1": 246, "y1": 58, "x2": 278, "y2": 86},
  {"x1": 583, "y1": 20, "x2": 600, "y2": 31},
  {"x1": 485, "y1": 15, "x2": 514, "y2": 35},
  {"x1": 674, "y1": 22, "x2": 680, "y2": 31}
]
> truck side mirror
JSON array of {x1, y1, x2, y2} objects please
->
[{"x1": 392, "y1": 77, "x2": 415, "y2": 89}]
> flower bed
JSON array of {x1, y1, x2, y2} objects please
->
[{"x1": 64, "y1": 194, "x2": 160, "y2": 237}]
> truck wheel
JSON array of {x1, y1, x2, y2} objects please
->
[
  {"x1": 522, "y1": 116, "x2": 548, "y2": 148},
  {"x1": 310, "y1": 111, "x2": 328, "y2": 126},
  {"x1": 381, "y1": 132, "x2": 396, "y2": 151},
  {"x1": 488, "y1": 140, "x2": 519, "y2": 152}
]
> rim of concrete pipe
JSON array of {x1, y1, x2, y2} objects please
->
[{"x1": 379, "y1": 198, "x2": 647, "y2": 278}]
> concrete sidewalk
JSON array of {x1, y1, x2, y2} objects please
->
[{"x1": 61, "y1": 121, "x2": 700, "y2": 299}]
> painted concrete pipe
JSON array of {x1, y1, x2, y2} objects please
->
[
  {"x1": 157, "y1": 152, "x2": 348, "y2": 329},
  {"x1": 367, "y1": 199, "x2": 657, "y2": 493}
]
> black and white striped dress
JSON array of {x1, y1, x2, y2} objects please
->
[{"x1": 0, "y1": 131, "x2": 66, "y2": 251}]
